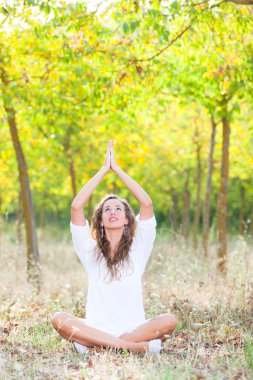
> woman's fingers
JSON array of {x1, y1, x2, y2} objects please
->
[
  {"x1": 102, "y1": 141, "x2": 111, "y2": 172},
  {"x1": 110, "y1": 141, "x2": 114, "y2": 160},
  {"x1": 110, "y1": 140, "x2": 119, "y2": 172},
  {"x1": 108, "y1": 140, "x2": 113, "y2": 155}
]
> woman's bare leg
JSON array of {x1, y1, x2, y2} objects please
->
[
  {"x1": 51, "y1": 312, "x2": 148, "y2": 353},
  {"x1": 118, "y1": 313, "x2": 178, "y2": 343}
]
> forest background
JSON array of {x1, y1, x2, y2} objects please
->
[{"x1": 0, "y1": 1, "x2": 253, "y2": 379}]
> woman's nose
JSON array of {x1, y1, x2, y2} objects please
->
[{"x1": 110, "y1": 209, "x2": 116, "y2": 215}]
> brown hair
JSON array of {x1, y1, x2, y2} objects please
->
[{"x1": 91, "y1": 195, "x2": 136, "y2": 281}]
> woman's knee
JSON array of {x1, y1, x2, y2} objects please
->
[
  {"x1": 162, "y1": 313, "x2": 178, "y2": 332},
  {"x1": 51, "y1": 312, "x2": 69, "y2": 331}
]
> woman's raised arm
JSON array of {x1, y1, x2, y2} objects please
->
[
  {"x1": 110, "y1": 141, "x2": 153, "y2": 220},
  {"x1": 71, "y1": 143, "x2": 110, "y2": 226}
]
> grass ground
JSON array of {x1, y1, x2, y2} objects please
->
[{"x1": 0, "y1": 226, "x2": 253, "y2": 379}]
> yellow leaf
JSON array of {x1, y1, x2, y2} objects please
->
[{"x1": 51, "y1": 71, "x2": 59, "y2": 82}]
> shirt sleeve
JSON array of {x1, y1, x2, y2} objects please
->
[
  {"x1": 70, "y1": 221, "x2": 96, "y2": 261},
  {"x1": 134, "y1": 214, "x2": 157, "y2": 269}
]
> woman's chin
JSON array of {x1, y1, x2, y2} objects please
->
[{"x1": 105, "y1": 224, "x2": 123, "y2": 231}]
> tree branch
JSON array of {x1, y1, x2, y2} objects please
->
[
  {"x1": 137, "y1": 0, "x2": 252, "y2": 64},
  {"x1": 210, "y1": 0, "x2": 227, "y2": 8},
  {"x1": 134, "y1": 23, "x2": 193, "y2": 62},
  {"x1": 194, "y1": 0, "x2": 253, "y2": 4},
  {"x1": 227, "y1": 0, "x2": 253, "y2": 4}
]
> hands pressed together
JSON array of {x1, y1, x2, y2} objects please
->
[
  {"x1": 103, "y1": 140, "x2": 119, "y2": 174},
  {"x1": 71, "y1": 139, "x2": 153, "y2": 220},
  {"x1": 100, "y1": 139, "x2": 153, "y2": 222}
]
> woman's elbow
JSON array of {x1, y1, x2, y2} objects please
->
[
  {"x1": 143, "y1": 199, "x2": 153, "y2": 208},
  {"x1": 71, "y1": 202, "x2": 82, "y2": 211}
]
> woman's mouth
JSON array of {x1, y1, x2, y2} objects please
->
[{"x1": 109, "y1": 217, "x2": 118, "y2": 221}]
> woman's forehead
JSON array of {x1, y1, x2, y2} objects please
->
[{"x1": 103, "y1": 199, "x2": 124, "y2": 208}]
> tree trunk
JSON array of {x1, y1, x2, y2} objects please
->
[
  {"x1": 202, "y1": 115, "x2": 217, "y2": 257},
  {"x1": 69, "y1": 157, "x2": 77, "y2": 197},
  {"x1": 1, "y1": 69, "x2": 40, "y2": 289},
  {"x1": 217, "y1": 112, "x2": 230, "y2": 275},
  {"x1": 134, "y1": 0, "x2": 139, "y2": 11},
  {"x1": 17, "y1": 189, "x2": 23, "y2": 245},
  {"x1": 0, "y1": 193, "x2": 3, "y2": 234},
  {"x1": 0, "y1": 193, "x2": 2, "y2": 246},
  {"x1": 112, "y1": 180, "x2": 119, "y2": 194},
  {"x1": 182, "y1": 171, "x2": 190, "y2": 241},
  {"x1": 193, "y1": 123, "x2": 202, "y2": 250},
  {"x1": 0, "y1": 193, "x2": 2, "y2": 217},
  {"x1": 250, "y1": 205, "x2": 253, "y2": 237},
  {"x1": 170, "y1": 189, "x2": 178, "y2": 232},
  {"x1": 229, "y1": 0, "x2": 253, "y2": 5},
  {"x1": 239, "y1": 185, "x2": 245, "y2": 235}
]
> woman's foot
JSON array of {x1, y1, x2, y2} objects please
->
[
  {"x1": 148, "y1": 339, "x2": 163, "y2": 356},
  {"x1": 72, "y1": 341, "x2": 88, "y2": 355}
]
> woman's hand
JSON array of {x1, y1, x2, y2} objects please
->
[
  {"x1": 110, "y1": 140, "x2": 119, "y2": 173},
  {"x1": 101, "y1": 141, "x2": 111, "y2": 174}
]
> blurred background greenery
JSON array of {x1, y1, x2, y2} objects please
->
[{"x1": 1, "y1": 0, "x2": 253, "y2": 283}]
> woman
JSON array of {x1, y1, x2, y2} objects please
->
[{"x1": 51, "y1": 141, "x2": 177, "y2": 355}]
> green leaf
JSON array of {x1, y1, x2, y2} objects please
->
[
  {"x1": 148, "y1": 9, "x2": 157, "y2": 17},
  {"x1": 159, "y1": 32, "x2": 169, "y2": 43},
  {"x1": 130, "y1": 20, "x2": 140, "y2": 33},
  {"x1": 122, "y1": 22, "x2": 129, "y2": 34},
  {"x1": 170, "y1": 1, "x2": 180, "y2": 12}
]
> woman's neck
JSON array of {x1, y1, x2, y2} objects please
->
[{"x1": 105, "y1": 228, "x2": 123, "y2": 257}]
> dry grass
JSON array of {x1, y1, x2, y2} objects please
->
[{"x1": 0, "y1": 226, "x2": 253, "y2": 379}]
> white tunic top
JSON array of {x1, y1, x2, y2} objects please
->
[{"x1": 70, "y1": 215, "x2": 156, "y2": 336}]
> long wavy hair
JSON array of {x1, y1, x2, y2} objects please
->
[{"x1": 91, "y1": 195, "x2": 136, "y2": 281}]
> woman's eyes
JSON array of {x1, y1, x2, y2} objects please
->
[{"x1": 104, "y1": 207, "x2": 122, "y2": 212}]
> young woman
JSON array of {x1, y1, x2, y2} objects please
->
[{"x1": 51, "y1": 141, "x2": 177, "y2": 355}]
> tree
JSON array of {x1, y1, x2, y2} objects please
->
[
  {"x1": 0, "y1": 66, "x2": 40, "y2": 288},
  {"x1": 202, "y1": 115, "x2": 217, "y2": 257}
]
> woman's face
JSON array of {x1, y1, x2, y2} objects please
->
[{"x1": 101, "y1": 199, "x2": 128, "y2": 230}]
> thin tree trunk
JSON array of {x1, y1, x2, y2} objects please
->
[
  {"x1": 69, "y1": 157, "x2": 77, "y2": 197},
  {"x1": 170, "y1": 189, "x2": 178, "y2": 232},
  {"x1": 250, "y1": 205, "x2": 253, "y2": 237},
  {"x1": 202, "y1": 115, "x2": 217, "y2": 257},
  {"x1": 182, "y1": 171, "x2": 190, "y2": 241},
  {"x1": 134, "y1": 0, "x2": 139, "y2": 11},
  {"x1": 17, "y1": 189, "x2": 23, "y2": 245},
  {"x1": 112, "y1": 180, "x2": 119, "y2": 194},
  {"x1": 217, "y1": 111, "x2": 230, "y2": 275},
  {"x1": 193, "y1": 123, "x2": 202, "y2": 250},
  {"x1": 0, "y1": 193, "x2": 2, "y2": 217},
  {"x1": 1, "y1": 69, "x2": 40, "y2": 289},
  {"x1": 239, "y1": 185, "x2": 245, "y2": 235},
  {"x1": 0, "y1": 193, "x2": 2, "y2": 248}
]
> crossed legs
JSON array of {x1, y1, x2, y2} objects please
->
[
  {"x1": 118, "y1": 313, "x2": 178, "y2": 342},
  {"x1": 51, "y1": 312, "x2": 177, "y2": 354}
]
